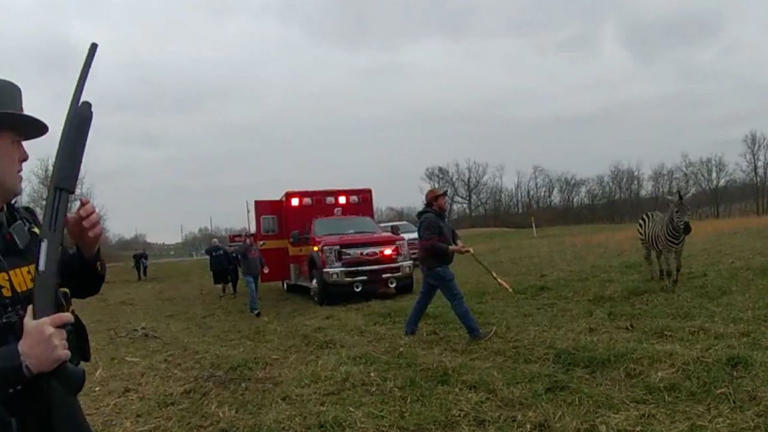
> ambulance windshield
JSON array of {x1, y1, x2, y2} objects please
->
[{"x1": 314, "y1": 217, "x2": 381, "y2": 236}]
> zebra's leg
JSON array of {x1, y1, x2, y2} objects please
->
[
  {"x1": 662, "y1": 252, "x2": 674, "y2": 291},
  {"x1": 655, "y1": 250, "x2": 664, "y2": 281},
  {"x1": 674, "y1": 249, "x2": 683, "y2": 287},
  {"x1": 643, "y1": 247, "x2": 654, "y2": 280}
]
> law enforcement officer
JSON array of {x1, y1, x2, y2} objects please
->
[{"x1": 0, "y1": 78, "x2": 106, "y2": 430}]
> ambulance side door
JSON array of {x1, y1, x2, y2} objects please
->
[{"x1": 254, "y1": 200, "x2": 289, "y2": 283}]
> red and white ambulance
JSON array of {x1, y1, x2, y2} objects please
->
[{"x1": 246, "y1": 188, "x2": 414, "y2": 305}]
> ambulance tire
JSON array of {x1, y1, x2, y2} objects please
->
[
  {"x1": 396, "y1": 276, "x2": 414, "y2": 294},
  {"x1": 311, "y1": 268, "x2": 328, "y2": 306}
]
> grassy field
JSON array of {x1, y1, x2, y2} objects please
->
[{"x1": 77, "y1": 217, "x2": 768, "y2": 431}]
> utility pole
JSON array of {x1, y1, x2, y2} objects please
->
[
  {"x1": 180, "y1": 224, "x2": 184, "y2": 242},
  {"x1": 209, "y1": 216, "x2": 213, "y2": 233},
  {"x1": 246, "y1": 200, "x2": 252, "y2": 233}
]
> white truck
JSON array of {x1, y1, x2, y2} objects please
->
[{"x1": 378, "y1": 221, "x2": 419, "y2": 263}]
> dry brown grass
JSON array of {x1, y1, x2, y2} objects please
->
[{"x1": 688, "y1": 215, "x2": 768, "y2": 237}]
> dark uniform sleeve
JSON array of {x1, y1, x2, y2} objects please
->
[
  {"x1": 0, "y1": 208, "x2": 105, "y2": 395},
  {"x1": 0, "y1": 343, "x2": 28, "y2": 395},
  {"x1": 58, "y1": 247, "x2": 106, "y2": 299},
  {"x1": 419, "y1": 216, "x2": 451, "y2": 255}
]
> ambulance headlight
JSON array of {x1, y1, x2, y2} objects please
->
[{"x1": 323, "y1": 246, "x2": 341, "y2": 268}]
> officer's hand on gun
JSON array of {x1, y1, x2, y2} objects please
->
[
  {"x1": 17, "y1": 199, "x2": 103, "y2": 377},
  {"x1": 65, "y1": 197, "x2": 103, "y2": 258},
  {"x1": 17, "y1": 306, "x2": 73, "y2": 376}
]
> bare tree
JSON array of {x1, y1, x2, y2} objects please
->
[
  {"x1": 510, "y1": 171, "x2": 527, "y2": 213},
  {"x1": 422, "y1": 164, "x2": 457, "y2": 214},
  {"x1": 648, "y1": 163, "x2": 678, "y2": 206},
  {"x1": 477, "y1": 164, "x2": 505, "y2": 218},
  {"x1": 21, "y1": 156, "x2": 53, "y2": 215},
  {"x1": 761, "y1": 136, "x2": 768, "y2": 214},
  {"x1": 584, "y1": 175, "x2": 609, "y2": 206},
  {"x1": 740, "y1": 130, "x2": 766, "y2": 215},
  {"x1": 683, "y1": 153, "x2": 733, "y2": 218},
  {"x1": 375, "y1": 206, "x2": 419, "y2": 223},
  {"x1": 554, "y1": 172, "x2": 584, "y2": 209},
  {"x1": 423, "y1": 165, "x2": 455, "y2": 193},
  {"x1": 527, "y1": 165, "x2": 553, "y2": 210},
  {"x1": 451, "y1": 159, "x2": 490, "y2": 223},
  {"x1": 607, "y1": 162, "x2": 644, "y2": 202}
]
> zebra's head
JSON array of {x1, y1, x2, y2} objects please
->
[{"x1": 668, "y1": 191, "x2": 692, "y2": 236}]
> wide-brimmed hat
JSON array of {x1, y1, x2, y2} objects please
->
[
  {"x1": 0, "y1": 79, "x2": 49, "y2": 140},
  {"x1": 425, "y1": 188, "x2": 448, "y2": 204}
]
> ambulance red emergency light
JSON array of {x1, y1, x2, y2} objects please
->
[{"x1": 251, "y1": 188, "x2": 414, "y2": 305}]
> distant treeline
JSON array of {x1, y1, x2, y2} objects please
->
[
  {"x1": 377, "y1": 129, "x2": 768, "y2": 229},
  {"x1": 103, "y1": 225, "x2": 248, "y2": 263},
  {"x1": 105, "y1": 129, "x2": 768, "y2": 260}
]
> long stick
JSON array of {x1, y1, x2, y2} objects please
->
[{"x1": 469, "y1": 251, "x2": 513, "y2": 294}]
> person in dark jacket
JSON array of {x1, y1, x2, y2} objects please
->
[
  {"x1": 404, "y1": 189, "x2": 494, "y2": 341},
  {"x1": 0, "y1": 78, "x2": 107, "y2": 430},
  {"x1": 204, "y1": 238, "x2": 232, "y2": 298},
  {"x1": 132, "y1": 249, "x2": 148, "y2": 281},
  {"x1": 227, "y1": 246, "x2": 240, "y2": 297},
  {"x1": 237, "y1": 236, "x2": 268, "y2": 316}
]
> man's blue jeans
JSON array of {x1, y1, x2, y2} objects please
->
[
  {"x1": 244, "y1": 275, "x2": 260, "y2": 312},
  {"x1": 405, "y1": 266, "x2": 480, "y2": 337}
]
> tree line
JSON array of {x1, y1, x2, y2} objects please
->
[
  {"x1": 20, "y1": 157, "x2": 248, "y2": 261},
  {"x1": 378, "y1": 130, "x2": 768, "y2": 228},
  {"x1": 24, "y1": 129, "x2": 768, "y2": 256},
  {"x1": 107, "y1": 225, "x2": 248, "y2": 262}
]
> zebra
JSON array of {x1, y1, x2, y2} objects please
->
[{"x1": 637, "y1": 191, "x2": 692, "y2": 289}]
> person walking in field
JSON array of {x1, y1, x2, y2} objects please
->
[
  {"x1": 404, "y1": 189, "x2": 495, "y2": 341},
  {"x1": 204, "y1": 238, "x2": 232, "y2": 298},
  {"x1": 237, "y1": 236, "x2": 268, "y2": 317},
  {"x1": 228, "y1": 245, "x2": 240, "y2": 297},
  {"x1": 132, "y1": 249, "x2": 148, "y2": 281}
]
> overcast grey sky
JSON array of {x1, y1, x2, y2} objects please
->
[{"x1": 3, "y1": 1, "x2": 767, "y2": 242}]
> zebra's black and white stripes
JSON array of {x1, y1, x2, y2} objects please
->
[{"x1": 637, "y1": 191, "x2": 692, "y2": 289}]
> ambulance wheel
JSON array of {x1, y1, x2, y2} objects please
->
[
  {"x1": 310, "y1": 269, "x2": 328, "y2": 306},
  {"x1": 396, "y1": 276, "x2": 414, "y2": 294}
]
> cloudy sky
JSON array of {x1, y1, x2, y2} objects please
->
[{"x1": 3, "y1": 1, "x2": 767, "y2": 242}]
